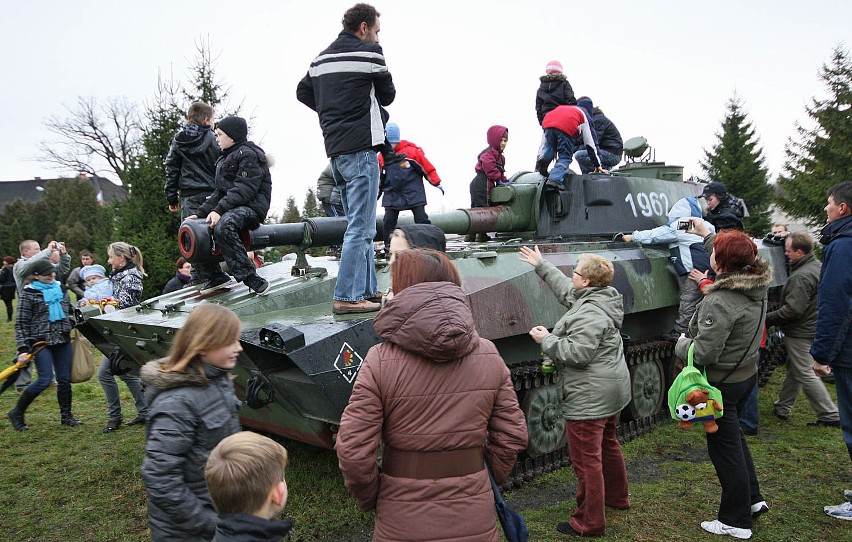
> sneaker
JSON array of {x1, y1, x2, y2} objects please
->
[
  {"x1": 545, "y1": 179, "x2": 565, "y2": 191},
  {"x1": 700, "y1": 520, "x2": 752, "y2": 539},
  {"x1": 332, "y1": 299, "x2": 380, "y2": 315},
  {"x1": 824, "y1": 501, "x2": 852, "y2": 520},
  {"x1": 844, "y1": 489, "x2": 852, "y2": 501},
  {"x1": 807, "y1": 419, "x2": 841, "y2": 427},
  {"x1": 200, "y1": 274, "x2": 235, "y2": 294},
  {"x1": 243, "y1": 274, "x2": 270, "y2": 296},
  {"x1": 751, "y1": 501, "x2": 769, "y2": 519}
]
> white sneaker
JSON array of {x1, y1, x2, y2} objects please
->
[
  {"x1": 750, "y1": 501, "x2": 769, "y2": 518},
  {"x1": 824, "y1": 501, "x2": 852, "y2": 520},
  {"x1": 700, "y1": 520, "x2": 753, "y2": 539}
]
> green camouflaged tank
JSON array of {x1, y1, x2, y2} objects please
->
[{"x1": 77, "y1": 162, "x2": 788, "y2": 484}]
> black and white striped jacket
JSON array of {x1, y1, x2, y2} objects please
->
[
  {"x1": 297, "y1": 29, "x2": 396, "y2": 158},
  {"x1": 15, "y1": 286, "x2": 73, "y2": 352}
]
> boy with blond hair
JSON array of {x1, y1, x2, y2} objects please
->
[{"x1": 205, "y1": 431, "x2": 294, "y2": 541}]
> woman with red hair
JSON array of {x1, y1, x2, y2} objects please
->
[
  {"x1": 676, "y1": 230, "x2": 772, "y2": 540},
  {"x1": 336, "y1": 249, "x2": 528, "y2": 541}
]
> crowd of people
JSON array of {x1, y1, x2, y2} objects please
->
[{"x1": 2, "y1": 3, "x2": 850, "y2": 540}]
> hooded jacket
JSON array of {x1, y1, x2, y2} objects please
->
[
  {"x1": 474, "y1": 125, "x2": 509, "y2": 196},
  {"x1": 534, "y1": 260, "x2": 631, "y2": 420},
  {"x1": 535, "y1": 73, "x2": 576, "y2": 125},
  {"x1": 297, "y1": 29, "x2": 396, "y2": 158},
  {"x1": 811, "y1": 214, "x2": 852, "y2": 369},
  {"x1": 631, "y1": 197, "x2": 714, "y2": 276},
  {"x1": 140, "y1": 360, "x2": 242, "y2": 542},
  {"x1": 335, "y1": 281, "x2": 528, "y2": 542},
  {"x1": 15, "y1": 284, "x2": 73, "y2": 351},
  {"x1": 766, "y1": 253, "x2": 820, "y2": 339},
  {"x1": 198, "y1": 141, "x2": 273, "y2": 225},
  {"x1": 676, "y1": 258, "x2": 772, "y2": 383},
  {"x1": 164, "y1": 124, "x2": 220, "y2": 205},
  {"x1": 379, "y1": 140, "x2": 441, "y2": 210}
]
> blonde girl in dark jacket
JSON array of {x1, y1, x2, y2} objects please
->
[{"x1": 141, "y1": 304, "x2": 242, "y2": 542}]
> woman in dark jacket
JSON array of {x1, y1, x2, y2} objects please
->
[
  {"x1": 0, "y1": 256, "x2": 17, "y2": 321},
  {"x1": 7, "y1": 258, "x2": 82, "y2": 430},
  {"x1": 336, "y1": 249, "x2": 528, "y2": 541},
  {"x1": 676, "y1": 229, "x2": 771, "y2": 540},
  {"x1": 163, "y1": 257, "x2": 193, "y2": 294},
  {"x1": 141, "y1": 303, "x2": 243, "y2": 542}
]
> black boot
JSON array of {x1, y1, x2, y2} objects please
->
[
  {"x1": 58, "y1": 386, "x2": 83, "y2": 427},
  {"x1": 8, "y1": 389, "x2": 38, "y2": 431}
]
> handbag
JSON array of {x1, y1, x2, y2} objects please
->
[
  {"x1": 487, "y1": 463, "x2": 529, "y2": 542},
  {"x1": 70, "y1": 329, "x2": 96, "y2": 383}
]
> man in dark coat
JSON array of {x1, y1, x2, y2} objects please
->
[
  {"x1": 812, "y1": 182, "x2": 852, "y2": 520},
  {"x1": 297, "y1": 3, "x2": 395, "y2": 315}
]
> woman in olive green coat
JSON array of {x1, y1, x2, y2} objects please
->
[{"x1": 521, "y1": 246, "x2": 631, "y2": 537}]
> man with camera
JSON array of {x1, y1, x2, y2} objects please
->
[{"x1": 11, "y1": 239, "x2": 71, "y2": 391}]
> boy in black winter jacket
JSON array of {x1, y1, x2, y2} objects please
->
[
  {"x1": 187, "y1": 116, "x2": 273, "y2": 295},
  {"x1": 164, "y1": 102, "x2": 220, "y2": 219},
  {"x1": 535, "y1": 60, "x2": 576, "y2": 125}
]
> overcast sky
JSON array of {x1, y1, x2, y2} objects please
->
[{"x1": 1, "y1": 1, "x2": 849, "y2": 216}]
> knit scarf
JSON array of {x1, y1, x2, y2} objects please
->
[{"x1": 29, "y1": 280, "x2": 66, "y2": 322}]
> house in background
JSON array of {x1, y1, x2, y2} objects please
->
[{"x1": 0, "y1": 174, "x2": 125, "y2": 213}]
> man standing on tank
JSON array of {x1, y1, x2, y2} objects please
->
[{"x1": 297, "y1": 3, "x2": 394, "y2": 315}]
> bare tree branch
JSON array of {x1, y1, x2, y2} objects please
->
[{"x1": 36, "y1": 96, "x2": 143, "y2": 184}]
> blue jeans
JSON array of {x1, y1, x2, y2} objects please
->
[
  {"x1": 332, "y1": 151, "x2": 379, "y2": 302},
  {"x1": 538, "y1": 128, "x2": 578, "y2": 184},
  {"x1": 833, "y1": 366, "x2": 852, "y2": 462},
  {"x1": 575, "y1": 148, "x2": 621, "y2": 173},
  {"x1": 98, "y1": 355, "x2": 147, "y2": 422},
  {"x1": 25, "y1": 342, "x2": 72, "y2": 396}
]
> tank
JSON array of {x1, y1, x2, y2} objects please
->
[{"x1": 77, "y1": 164, "x2": 788, "y2": 484}]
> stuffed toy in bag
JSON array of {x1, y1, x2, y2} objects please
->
[{"x1": 675, "y1": 388, "x2": 723, "y2": 433}]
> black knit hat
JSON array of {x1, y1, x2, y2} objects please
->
[
  {"x1": 29, "y1": 258, "x2": 56, "y2": 277},
  {"x1": 216, "y1": 116, "x2": 248, "y2": 143}
]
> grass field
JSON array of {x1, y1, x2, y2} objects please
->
[{"x1": 0, "y1": 318, "x2": 849, "y2": 541}]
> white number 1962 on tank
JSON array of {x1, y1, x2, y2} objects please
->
[{"x1": 624, "y1": 192, "x2": 670, "y2": 218}]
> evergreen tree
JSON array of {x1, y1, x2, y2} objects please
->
[
  {"x1": 700, "y1": 94, "x2": 773, "y2": 235},
  {"x1": 777, "y1": 45, "x2": 852, "y2": 226},
  {"x1": 302, "y1": 188, "x2": 322, "y2": 219},
  {"x1": 281, "y1": 196, "x2": 301, "y2": 223}
]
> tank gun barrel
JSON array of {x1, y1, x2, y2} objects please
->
[{"x1": 178, "y1": 181, "x2": 542, "y2": 262}]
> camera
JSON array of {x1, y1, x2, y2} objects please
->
[{"x1": 676, "y1": 220, "x2": 691, "y2": 231}]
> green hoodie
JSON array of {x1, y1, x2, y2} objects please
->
[{"x1": 535, "y1": 260, "x2": 631, "y2": 421}]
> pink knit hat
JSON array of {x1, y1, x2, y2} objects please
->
[{"x1": 545, "y1": 60, "x2": 563, "y2": 74}]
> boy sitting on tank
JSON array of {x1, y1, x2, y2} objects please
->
[
  {"x1": 619, "y1": 196, "x2": 715, "y2": 340},
  {"x1": 186, "y1": 116, "x2": 273, "y2": 296}
]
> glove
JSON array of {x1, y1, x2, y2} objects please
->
[
  {"x1": 612, "y1": 232, "x2": 624, "y2": 242},
  {"x1": 436, "y1": 184, "x2": 445, "y2": 195}
]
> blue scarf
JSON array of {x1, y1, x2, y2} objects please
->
[{"x1": 29, "y1": 280, "x2": 66, "y2": 322}]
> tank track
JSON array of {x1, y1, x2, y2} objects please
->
[{"x1": 503, "y1": 340, "x2": 674, "y2": 488}]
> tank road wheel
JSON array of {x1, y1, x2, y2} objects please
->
[
  {"x1": 521, "y1": 384, "x2": 566, "y2": 457},
  {"x1": 625, "y1": 358, "x2": 664, "y2": 420}
]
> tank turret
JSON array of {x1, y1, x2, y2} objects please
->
[{"x1": 77, "y1": 167, "x2": 788, "y2": 484}]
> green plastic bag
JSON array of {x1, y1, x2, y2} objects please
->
[{"x1": 667, "y1": 343, "x2": 724, "y2": 424}]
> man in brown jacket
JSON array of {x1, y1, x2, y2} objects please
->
[{"x1": 768, "y1": 231, "x2": 840, "y2": 426}]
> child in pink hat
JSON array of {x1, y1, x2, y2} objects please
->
[{"x1": 536, "y1": 59, "x2": 576, "y2": 125}]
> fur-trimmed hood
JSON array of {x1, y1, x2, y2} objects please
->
[
  {"x1": 703, "y1": 256, "x2": 772, "y2": 300},
  {"x1": 140, "y1": 359, "x2": 211, "y2": 391}
]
